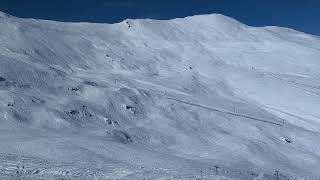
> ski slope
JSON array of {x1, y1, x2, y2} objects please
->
[{"x1": 1, "y1": 11, "x2": 320, "y2": 179}]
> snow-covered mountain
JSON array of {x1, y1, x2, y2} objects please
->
[{"x1": 1, "y1": 11, "x2": 320, "y2": 179}]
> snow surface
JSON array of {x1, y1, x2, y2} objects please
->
[{"x1": 0, "y1": 11, "x2": 320, "y2": 179}]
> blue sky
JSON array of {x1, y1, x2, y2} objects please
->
[{"x1": 0, "y1": 0, "x2": 319, "y2": 35}]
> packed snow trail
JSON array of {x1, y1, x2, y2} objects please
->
[{"x1": 166, "y1": 97, "x2": 284, "y2": 126}]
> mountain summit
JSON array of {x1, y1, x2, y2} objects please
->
[{"x1": 0, "y1": 12, "x2": 320, "y2": 179}]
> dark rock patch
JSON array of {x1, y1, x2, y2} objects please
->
[
  {"x1": 104, "y1": 117, "x2": 119, "y2": 126},
  {"x1": 285, "y1": 138, "x2": 292, "y2": 144},
  {"x1": 113, "y1": 121, "x2": 119, "y2": 126},
  {"x1": 126, "y1": 21, "x2": 132, "y2": 28},
  {"x1": 71, "y1": 88, "x2": 79, "y2": 91},
  {"x1": 105, "y1": 118, "x2": 112, "y2": 124},
  {"x1": 84, "y1": 112, "x2": 93, "y2": 117},
  {"x1": 83, "y1": 81, "x2": 99, "y2": 87},
  {"x1": 125, "y1": 105, "x2": 137, "y2": 114},
  {"x1": 31, "y1": 98, "x2": 45, "y2": 104},
  {"x1": 111, "y1": 130, "x2": 133, "y2": 144},
  {"x1": 0, "y1": 76, "x2": 6, "y2": 82},
  {"x1": 69, "y1": 110, "x2": 79, "y2": 115},
  {"x1": 125, "y1": 105, "x2": 133, "y2": 110}
]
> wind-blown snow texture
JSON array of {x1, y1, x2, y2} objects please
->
[{"x1": 1, "y1": 11, "x2": 320, "y2": 179}]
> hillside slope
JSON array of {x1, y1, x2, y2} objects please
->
[{"x1": 1, "y1": 11, "x2": 320, "y2": 179}]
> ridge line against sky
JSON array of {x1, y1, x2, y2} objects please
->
[{"x1": 0, "y1": 0, "x2": 319, "y2": 35}]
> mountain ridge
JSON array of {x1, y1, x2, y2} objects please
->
[{"x1": 2, "y1": 9, "x2": 320, "y2": 40}]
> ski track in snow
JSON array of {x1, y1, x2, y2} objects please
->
[{"x1": 166, "y1": 97, "x2": 284, "y2": 126}]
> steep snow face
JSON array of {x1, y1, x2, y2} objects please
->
[
  {"x1": 0, "y1": 11, "x2": 8, "y2": 18},
  {"x1": 1, "y1": 12, "x2": 320, "y2": 179}
]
